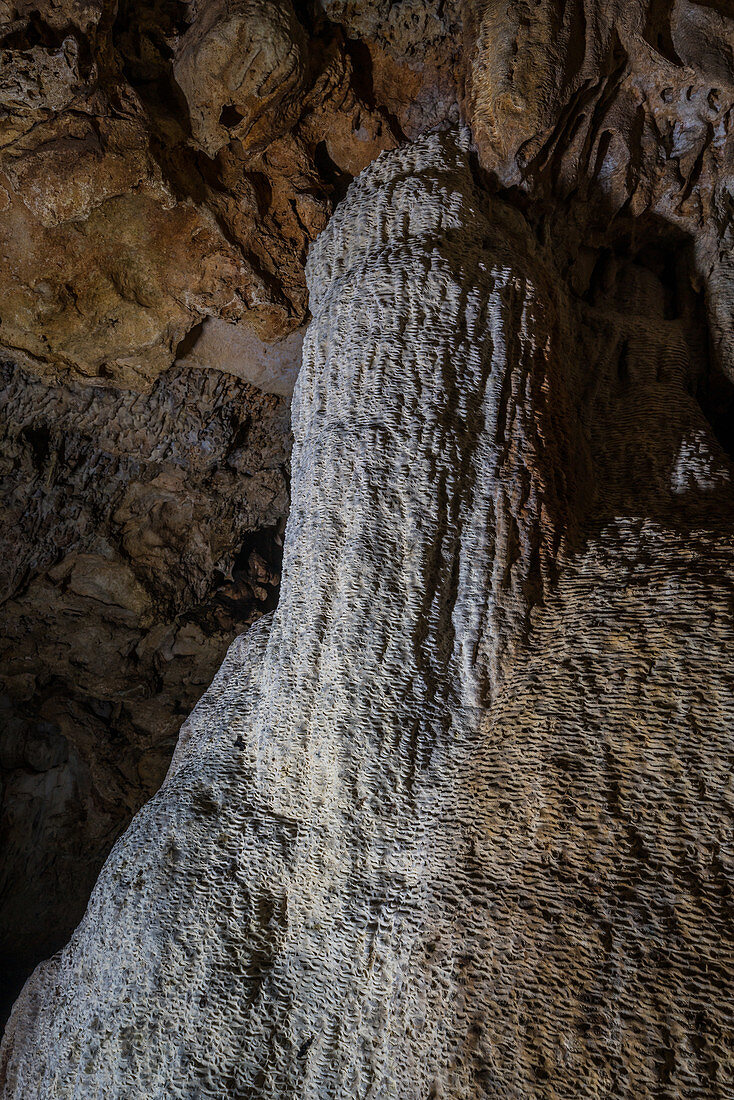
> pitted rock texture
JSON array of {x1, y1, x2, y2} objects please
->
[
  {"x1": 2, "y1": 132, "x2": 733, "y2": 1097},
  {"x1": 313, "y1": 0, "x2": 464, "y2": 137},
  {"x1": 0, "y1": 358, "x2": 289, "y2": 1024}
]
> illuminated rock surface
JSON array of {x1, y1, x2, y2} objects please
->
[
  {"x1": 2, "y1": 0, "x2": 733, "y2": 1013},
  {"x1": 2, "y1": 131, "x2": 733, "y2": 1098}
]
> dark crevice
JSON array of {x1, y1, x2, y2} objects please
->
[
  {"x1": 642, "y1": 0, "x2": 684, "y2": 65},
  {"x1": 219, "y1": 104, "x2": 245, "y2": 129},
  {"x1": 696, "y1": 357, "x2": 734, "y2": 461},
  {"x1": 187, "y1": 523, "x2": 286, "y2": 634},
  {"x1": 344, "y1": 37, "x2": 409, "y2": 144},
  {"x1": 20, "y1": 424, "x2": 52, "y2": 472},
  {"x1": 173, "y1": 321, "x2": 204, "y2": 361},
  {"x1": 691, "y1": 0, "x2": 734, "y2": 13},
  {"x1": 313, "y1": 140, "x2": 353, "y2": 205},
  {"x1": 247, "y1": 172, "x2": 273, "y2": 218}
]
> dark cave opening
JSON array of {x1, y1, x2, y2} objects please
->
[
  {"x1": 313, "y1": 140, "x2": 354, "y2": 205},
  {"x1": 581, "y1": 226, "x2": 734, "y2": 467},
  {"x1": 219, "y1": 103, "x2": 245, "y2": 130}
]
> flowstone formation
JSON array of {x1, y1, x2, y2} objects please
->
[
  {"x1": 0, "y1": 0, "x2": 421, "y2": 993},
  {"x1": 2, "y1": 131, "x2": 733, "y2": 1097},
  {"x1": 3, "y1": 0, "x2": 734, "y2": 1024}
]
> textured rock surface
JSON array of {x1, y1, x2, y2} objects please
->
[
  {"x1": 3, "y1": 131, "x2": 733, "y2": 1097},
  {"x1": 462, "y1": 0, "x2": 734, "y2": 377},
  {"x1": 0, "y1": 0, "x2": 407, "y2": 1017},
  {"x1": 1, "y1": 0, "x2": 732, "y2": 389},
  {"x1": 2, "y1": 0, "x2": 734, "y2": 1085},
  {"x1": 314, "y1": 0, "x2": 464, "y2": 136},
  {"x1": 0, "y1": 0, "x2": 396, "y2": 387},
  {"x1": 0, "y1": 358, "x2": 290, "y2": 1022},
  {"x1": 173, "y1": 0, "x2": 308, "y2": 158}
]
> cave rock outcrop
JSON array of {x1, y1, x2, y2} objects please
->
[{"x1": 2, "y1": 131, "x2": 733, "y2": 1098}]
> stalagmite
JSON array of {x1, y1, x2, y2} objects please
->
[{"x1": 1, "y1": 131, "x2": 733, "y2": 1097}]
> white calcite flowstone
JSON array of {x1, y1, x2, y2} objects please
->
[{"x1": 2, "y1": 131, "x2": 733, "y2": 1098}]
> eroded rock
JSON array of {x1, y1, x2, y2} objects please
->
[
  {"x1": 0, "y1": 358, "x2": 290, "y2": 1022},
  {"x1": 1, "y1": 0, "x2": 734, "y2": 1085},
  {"x1": 173, "y1": 0, "x2": 308, "y2": 158},
  {"x1": 3, "y1": 129, "x2": 733, "y2": 1099},
  {"x1": 461, "y1": 0, "x2": 734, "y2": 378},
  {"x1": 0, "y1": 0, "x2": 396, "y2": 388},
  {"x1": 315, "y1": 0, "x2": 463, "y2": 136}
]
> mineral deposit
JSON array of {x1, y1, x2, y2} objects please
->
[{"x1": 2, "y1": 131, "x2": 732, "y2": 1098}]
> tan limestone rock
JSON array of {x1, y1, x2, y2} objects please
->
[{"x1": 173, "y1": 0, "x2": 308, "y2": 159}]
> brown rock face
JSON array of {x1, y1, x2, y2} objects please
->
[
  {"x1": 461, "y1": 0, "x2": 734, "y2": 375},
  {"x1": 173, "y1": 0, "x2": 308, "y2": 158},
  {"x1": 0, "y1": 0, "x2": 397, "y2": 388},
  {"x1": 315, "y1": 0, "x2": 464, "y2": 136}
]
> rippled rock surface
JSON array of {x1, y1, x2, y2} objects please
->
[{"x1": 2, "y1": 131, "x2": 732, "y2": 1098}]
